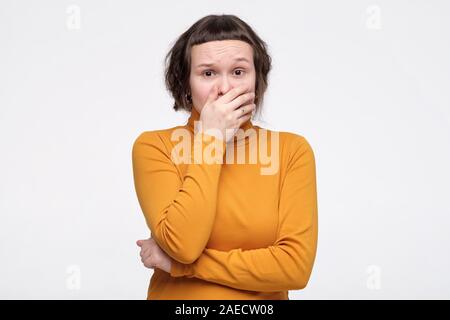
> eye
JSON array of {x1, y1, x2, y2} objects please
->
[
  {"x1": 203, "y1": 70, "x2": 215, "y2": 77},
  {"x1": 234, "y1": 69, "x2": 245, "y2": 76}
]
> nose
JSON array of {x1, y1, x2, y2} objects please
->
[{"x1": 217, "y1": 75, "x2": 234, "y2": 96}]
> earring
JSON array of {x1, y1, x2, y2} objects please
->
[{"x1": 185, "y1": 92, "x2": 192, "y2": 103}]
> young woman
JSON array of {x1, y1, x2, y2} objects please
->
[{"x1": 132, "y1": 14, "x2": 318, "y2": 300}]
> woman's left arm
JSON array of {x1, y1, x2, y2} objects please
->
[{"x1": 169, "y1": 136, "x2": 318, "y2": 292}]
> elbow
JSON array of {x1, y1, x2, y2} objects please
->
[
  {"x1": 169, "y1": 243, "x2": 203, "y2": 264},
  {"x1": 294, "y1": 277, "x2": 308, "y2": 290},
  {"x1": 170, "y1": 233, "x2": 208, "y2": 264},
  {"x1": 176, "y1": 250, "x2": 200, "y2": 265},
  {"x1": 153, "y1": 225, "x2": 207, "y2": 264},
  {"x1": 291, "y1": 246, "x2": 317, "y2": 290},
  {"x1": 154, "y1": 240, "x2": 201, "y2": 265},
  {"x1": 293, "y1": 269, "x2": 313, "y2": 290}
]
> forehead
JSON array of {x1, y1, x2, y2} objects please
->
[{"x1": 191, "y1": 40, "x2": 253, "y2": 64}]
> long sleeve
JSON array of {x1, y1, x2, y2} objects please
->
[
  {"x1": 132, "y1": 130, "x2": 226, "y2": 264},
  {"x1": 169, "y1": 135, "x2": 318, "y2": 292}
]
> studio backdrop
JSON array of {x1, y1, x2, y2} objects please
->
[{"x1": 1, "y1": 0, "x2": 449, "y2": 299}]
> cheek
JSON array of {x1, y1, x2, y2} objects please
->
[
  {"x1": 240, "y1": 71, "x2": 256, "y2": 91},
  {"x1": 191, "y1": 83, "x2": 213, "y2": 104}
]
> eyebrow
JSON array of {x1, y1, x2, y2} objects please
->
[{"x1": 195, "y1": 57, "x2": 251, "y2": 69}]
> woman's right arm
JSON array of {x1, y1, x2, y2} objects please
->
[{"x1": 132, "y1": 130, "x2": 226, "y2": 264}]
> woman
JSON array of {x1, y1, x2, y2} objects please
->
[{"x1": 132, "y1": 14, "x2": 318, "y2": 300}]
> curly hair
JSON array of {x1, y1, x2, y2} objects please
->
[{"x1": 164, "y1": 14, "x2": 272, "y2": 116}]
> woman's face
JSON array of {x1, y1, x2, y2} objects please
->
[{"x1": 189, "y1": 40, "x2": 256, "y2": 113}]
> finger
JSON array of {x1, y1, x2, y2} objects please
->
[
  {"x1": 217, "y1": 85, "x2": 250, "y2": 105},
  {"x1": 228, "y1": 91, "x2": 255, "y2": 111},
  {"x1": 141, "y1": 249, "x2": 152, "y2": 263},
  {"x1": 140, "y1": 246, "x2": 151, "y2": 259},
  {"x1": 143, "y1": 256, "x2": 155, "y2": 269},
  {"x1": 236, "y1": 110, "x2": 254, "y2": 127},
  {"x1": 139, "y1": 247, "x2": 146, "y2": 258},
  {"x1": 138, "y1": 239, "x2": 150, "y2": 247},
  {"x1": 204, "y1": 85, "x2": 219, "y2": 106},
  {"x1": 234, "y1": 103, "x2": 256, "y2": 120}
]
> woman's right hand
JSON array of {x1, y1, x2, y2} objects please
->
[{"x1": 199, "y1": 85, "x2": 256, "y2": 143}]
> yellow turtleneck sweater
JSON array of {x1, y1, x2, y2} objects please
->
[{"x1": 132, "y1": 107, "x2": 318, "y2": 300}]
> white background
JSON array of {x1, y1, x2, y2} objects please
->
[{"x1": 1, "y1": 0, "x2": 449, "y2": 299}]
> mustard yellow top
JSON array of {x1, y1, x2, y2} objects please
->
[{"x1": 132, "y1": 107, "x2": 318, "y2": 300}]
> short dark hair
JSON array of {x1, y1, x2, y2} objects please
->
[{"x1": 164, "y1": 14, "x2": 272, "y2": 116}]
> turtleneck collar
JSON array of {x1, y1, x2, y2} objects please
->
[{"x1": 186, "y1": 106, "x2": 256, "y2": 146}]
